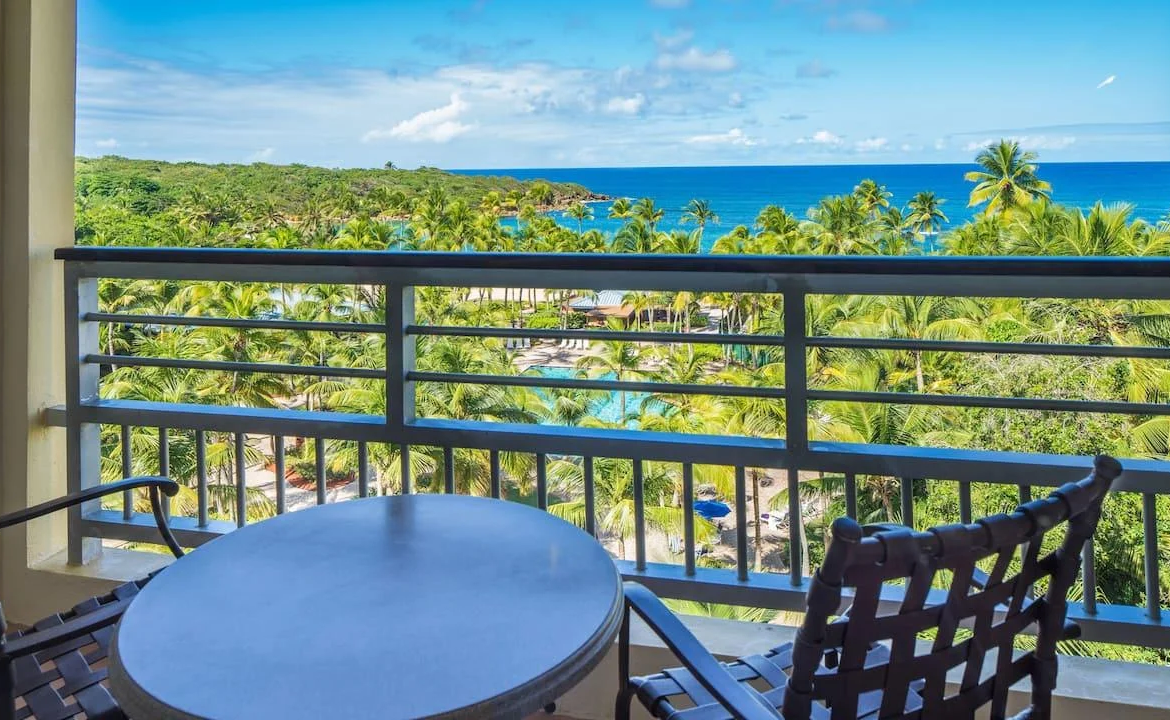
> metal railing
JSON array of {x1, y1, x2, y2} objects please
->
[{"x1": 52, "y1": 247, "x2": 1170, "y2": 649}]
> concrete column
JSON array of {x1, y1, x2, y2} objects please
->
[{"x1": 0, "y1": 0, "x2": 79, "y2": 621}]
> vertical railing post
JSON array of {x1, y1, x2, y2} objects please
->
[
  {"x1": 65, "y1": 266, "x2": 102, "y2": 565},
  {"x1": 633, "y1": 459, "x2": 646, "y2": 571},
  {"x1": 387, "y1": 282, "x2": 416, "y2": 494},
  {"x1": 900, "y1": 477, "x2": 915, "y2": 529},
  {"x1": 236, "y1": 433, "x2": 249, "y2": 525},
  {"x1": 1082, "y1": 539, "x2": 1098, "y2": 616},
  {"x1": 782, "y1": 287, "x2": 808, "y2": 585},
  {"x1": 196, "y1": 430, "x2": 209, "y2": 526},
  {"x1": 1143, "y1": 494, "x2": 1161, "y2": 621},
  {"x1": 120, "y1": 425, "x2": 132, "y2": 521}
]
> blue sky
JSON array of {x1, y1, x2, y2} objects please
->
[{"x1": 77, "y1": 0, "x2": 1170, "y2": 169}]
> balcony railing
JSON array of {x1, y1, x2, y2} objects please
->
[{"x1": 52, "y1": 247, "x2": 1170, "y2": 651}]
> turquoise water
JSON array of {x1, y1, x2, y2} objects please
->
[
  {"x1": 530, "y1": 365, "x2": 648, "y2": 425},
  {"x1": 458, "y1": 162, "x2": 1170, "y2": 252}
]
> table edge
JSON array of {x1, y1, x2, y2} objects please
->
[
  {"x1": 108, "y1": 497, "x2": 627, "y2": 720},
  {"x1": 433, "y1": 562, "x2": 626, "y2": 719}
]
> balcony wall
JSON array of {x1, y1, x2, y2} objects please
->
[{"x1": 0, "y1": 0, "x2": 83, "y2": 621}]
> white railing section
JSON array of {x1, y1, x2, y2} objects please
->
[{"x1": 52, "y1": 247, "x2": 1170, "y2": 650}]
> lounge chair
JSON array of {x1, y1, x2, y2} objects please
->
[
  {"x1": 616, "y1": 456, "x2": 1121, "y2": 719},
  {"x1": 2, "y1": 476, "x2": 183, "y2": 720}
]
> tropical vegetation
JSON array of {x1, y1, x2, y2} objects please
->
[{"x1": 79, "y1": 140, "x2": 1169, "y2": 662}]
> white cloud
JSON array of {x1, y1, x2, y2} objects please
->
[
  {"x1": 855, "y1": 137, "x2": 889, "y2": 152},
  {"x1": 247, "y1": 147, "x2": 275, "y2": 162},
  {"x1": 685, "y1": 128, "x2": 759, "y2": 146},
  {"x1": 654, "y1": 29, "x2": 694, "y2": 50},
  {"x1": 963, "y1": 135, "x2": 1077, "y2": 152},
  {"x1": 795, "y1": 59, "x2": 836, "y2": 79},
  {"x1": 1096, "y1": 75, "x2": 1116, "y2": 89},
  {"x1": 75, "y1": 53, "x2": 762, "y2": 168},
  {"x1": 605, "y1": 93, "x2": 646, "y2": 115},
  {"x1": 900, "y1": 143, "x2": 914, "y2": 152},
  {"x1": 826, "y1": 10, "x2": 891, "y2": 33},
  {"x1": 796, "y1": 129, "x2": 843, "y2": 146},
  {"x1": 364, "y1": 93, "x2": 475, "y2": 143},
  {"x1": 1014, "y1": 135, "x2": 1077, "y2": 150},
  {"x1": 656, "y1": 46, "x2": 737, "y2": 73},
  {"x1": 728, "y1": 92, "x2": 744, "y2": 108},
  {"x1": 95, "y1": 137, "x2": 119, "y2": 149}
]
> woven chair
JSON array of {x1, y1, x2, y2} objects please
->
[
  {"x1": 617, "y1": 455, "x2": 1121, "y2": 720},
  {"x1": 1, "y1": 477, "x2": 183, "y2": 720}
]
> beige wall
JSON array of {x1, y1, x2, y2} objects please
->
[{"x1": 0, "y1": 0, "x2": 93, "y2": 622}]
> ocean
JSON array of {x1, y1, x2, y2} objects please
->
[{"x1": 456, "y1": 162, "x2": 1170, "y2": 247}]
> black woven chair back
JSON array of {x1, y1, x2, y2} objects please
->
[{"x1": 781, "y1": 455, "x2": 1121, "y2": 720}]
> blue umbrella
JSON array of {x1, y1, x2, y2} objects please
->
[{"x1": 693, "y1": 500, "x2": 731, "y2": 521}]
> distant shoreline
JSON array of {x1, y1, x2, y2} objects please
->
[{"x1": 449, "y1": 159, "x2": 1170, "y2": 173}]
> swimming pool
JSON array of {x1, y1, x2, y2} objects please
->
[{"x1": 529, "y1": 365, "x2": 648, "y2": 425}]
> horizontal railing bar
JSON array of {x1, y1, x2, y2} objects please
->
[
  {"x1": 403, "y1": 418, "x2": 787, "y2": 467},
  {"x1": 85, "y1": 354, "x2": 386, "y2": 380},
  {"x1": 807, "y1": 388, "x2": 1170, "y2": 416},
  {"x1": 809, "y1": 336, "x2": 1170, "y2": 360},
  {"x1": 61, "y1": 263, "x2": 1170, "y2": 301},
  {"x1": 85, "y1": 312, "x2": 385, "y2": 334},
  {"x1": 617, "y1": 561, "x2": 1170, "y2": 648},
  {"x1": 80, "y1": 510, "x2": 230, "y2": 549},
  {"x1": 44, "y1": 402, "x2": 1170, "y2": 493},
  {"x1": 64, "y1": 400, "x2": 387, "y2": 441},
  {"x1": 409, "y1": 325, "x2": 786, "y2": 346},
  {"x1": 807, "y1": 441, "x2": 1170, "y2": 495},
  {"x1": 54, "y1": 247, "x2": 1170, "y2": 279},
  {"x1": 409, "y1": 371, "x2": 787, "y2": 399}
]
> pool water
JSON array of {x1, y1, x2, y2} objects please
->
[{"x1": 529, "y1": 366, "x2": 649, "y2": 425}]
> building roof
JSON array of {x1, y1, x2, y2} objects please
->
[{"x1": 569, "y1": 290, "x2": 628, "y2": 310}]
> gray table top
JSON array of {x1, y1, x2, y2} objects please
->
[{"x1": 109, "y1": 495, "x2": 623, "y2": 719}]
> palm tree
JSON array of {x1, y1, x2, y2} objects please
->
[
  {"x1": 820, "y1": 363, "x2": 956, "y2": 522},
  {"x1": 755, "y1": 205, "x2": 797, "y2": 236},
  {"x1": 546, "y1": 456, "x2": 716, "y2": 560},
  {"x1": 839, "y1": 295, "x2": 982, "y2": 392},
  {"x1": 1055, "y1": 202, "x2": 1138, "y2": 256},
  {"x1": 526, "y1": 181, "x2": 554, "y2": 209},
  {"x1": 563, "y1": 201, "x2": 593, "y2": 236},
  {"x1": 720, "y1": 379, "x2": 787, "y2": 572},
  {"x1": 681, "y1": 199, "x2": 718, "y2": 237},
  {"x1": 803, "y1": 195, "x2": 875, "y2": 255},
  {"x1": 946, "y1": 214, "x2": 1006, "y2": 256},
  {"x1": 853, "y1": 179, "x2": 892, "y2": 217},
  {"x1": 608, "y1": 198, "x2": 633, "y2": 220},
  {"x1": 965, "y1": 140, "x2": 1052, "y2": 215},
  {"x1": 710, "y1": 225, "x2": 753, "y2": 254},
  {"x1": 906, "y1": 191, "x2": 949, "y2": 240},
  {"x1": 632, "y1": 197, "x2": 666, "y2": 235},
  {"x1": 660, "y1": 229, "x2": 701, "y2": 255},
  {"x1": 877, "y1": 207, "x2": 916, "y2": 255},
  {"x1": 611, "y1": 220, "x2": 658, "y2": 254},
  {"x1": 576, "y1": 323, "x2": 644, "y2": 419}
]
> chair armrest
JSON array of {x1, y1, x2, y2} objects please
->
[
  {"x1": 0, "y1": 476, "x2": 185, "y2": 558},
  {"x1": 861, "y1": 522, "x2": 912, "y2": 537},
  {"x1": 3, "y1": 597, "x2": 131, "y2": 658},
  {"x1": 623, "y1": 582, "x2": 781, "y2": 720}
]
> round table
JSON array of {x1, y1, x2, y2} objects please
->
[{"x1": 109, "y1": 495, "x2": 623, "y2": 719}]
